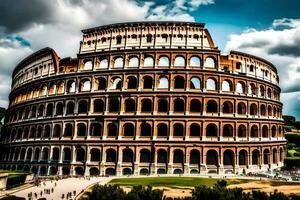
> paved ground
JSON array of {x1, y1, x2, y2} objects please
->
[{"x1": 11, "y1": 177, "x2": 111, "y2": 200}]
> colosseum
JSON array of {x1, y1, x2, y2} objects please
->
[{"x1": 0, "y1": 21, "x2": 286, "y2": 176}]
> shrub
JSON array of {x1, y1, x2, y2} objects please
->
[
  {"x1": 285, "y1": 134, "x2": 300, "y2": 147},
  {"x1": 0, "y1": 196, "x2": 25, "y2": 200},
  {"x1": 6, "y1": 174, "x2": 27, "y2": 189}
]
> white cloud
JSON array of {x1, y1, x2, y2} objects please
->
[{"x1": 225, "y1": 18, "x2": 300, "y2": 117}]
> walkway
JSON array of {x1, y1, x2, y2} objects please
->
[{"x1": 11, "y1": 177, "x2": 111, "y2": 200}]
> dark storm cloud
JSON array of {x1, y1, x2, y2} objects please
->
[
  {"x1": 0, "y1": 0, "x2": 55, "y2": 33},
  {"x1": 268, "y1": 44, "x2": 300, "y2": 57}
]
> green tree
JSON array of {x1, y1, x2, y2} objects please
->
[
  {"x1": 283, "y1": 115, "x2": 296, "y2": 126},
  {"x1": 294, "y1": 121, "x2": 300, "y2": 130}
]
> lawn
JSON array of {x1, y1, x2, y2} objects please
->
[{"x1": 109, "y1": 177, "x2": 249, "y2": 188}]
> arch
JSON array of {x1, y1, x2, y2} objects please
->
[
  {"x1": 67, "y1": 80, "x2": 76, "y2": 93},
  {"x1": 174, "y1": 76, "x2": 185, "y2": 89},
  {"x1": 250, "y1": 103, "x2": 258, "y2": 115},
  {"x1": 30, "y1": 106, "x2": 37, "y2": 118},
  {"x1": 80, "y1": 79, "x2": 91, "y2": 92},
  {"x1": 223, "y1": 150, "x2": 234, "y2": 166},
  {"x1": 34, "y1": 148, "x2": 40, "y2": 161},
  {"x1": 75, "y1": 167, "x2": 84, "y2": 176},
  {"x1": 157, "y1": 149, "x2": 168, "y2": 163},
  {"x1": 144, "y1": 56, "x2": 154, "y2": 67},
  {"x1": 49, "y1": 167, "x2": 57, "y2": 176},
  {"x1": 158, "y1": 99, "x2": 169, "y2": 112},
  {"x1": 37, "y1": 104, "x2": 44, "y2": 117},
  {"x1": 57, "y1": 81, "x2": 65, "y2": 94},
  {"x1": 222, "y1": 101, "x2": 233, "y2": 114},
  {"x1": 97, "y1": 77, "x2": 107, "y2": 90},
  {"x1": 62, "y1": 167, "x2": 70, "y2": 175},
  {"x1": 260, "y1": 85, "x2": 265, "y2": 97},
  {"x1": 239, "y1": 150, "x2": 247, "y2": 165},
  {"x1": 204, "y1": 57, "x2": 216, "y2": 68},
  {"x1": 222, "y1": 80, "x2": 232, "y2": 92},
  {"x1": 173, "y1": 149, "x2": 184, "y2": 163},
  {"x1": 260, "y1": 104, "x2": 266, "y2": 116},
  {"x1": 99, "y1": 58, "x2": 109, "y2": 69},
  {"x1": 56, "y1": 102, "x2": 64, "y2": 115},
  {"x1": 140, "y1": 149, "x2": 151, "y2": 163},
  {"x1": 158, "y1": 56, "x2": 169, "y2": 67},
  {"x1": 143, "y1": 76, "x2": 153, "y2": 89},
  {"x1": 206, "y1": 123, "x2": 218, "y2": 137},
  {"x1": 43, "y1": 125, "x2": 51, "y2": 138},
  {"x1": 140, "y1": 168, "x2": 149, "y2": 175},
  {"x1": 173, "y1": 123, "x2": 184, "y2": 137},
  {"x1": 77, "y1": 123, "x2": 87, "y2": 137},
  {"x1": 26, "y1": 148, "x2": 32, "y2": 161},
  {"x1": 174, "y1": 56, "x2": 185, "y2": 67},
  {"x1": 109, "y1": 98, "x2": 120, "y2": 112},
  {"x1": 108, "y1": 123, "x2": 118, "y2": 137},
  {"x1": 105, "y1": 168, "x2": 116, "y2": 176},
  {"x1": 268, "y1": 105, "x2": 272, "y2": 116},
  {"x1": 111, "y1": 77, "x2": 122, "y2": 90},
  {"x1": 158, "y1": 77, "x2": 169, "y2": 89},
  {"x1": 123, "y1": 168, "x2": 132, "y2": 175},
  {"x1": 190, "y1": 149, "x2": 200, "y2": 164},
  {"x1": 157, "y1": 168, "x2": 166, "y2": 174},
  {"x1": 93, "y1": 99, "x2": 105, "y2": 112},
  {"x1": 63, "y1": 148, "x2": 71, "y2": 161},
  {"x1": 252, "y1": 149, "x2": 260, "y2": 165},
  {"x1": 46, "y1": 104, "x2": 54, "y2": 117},
  {"x1": 273, "y1": 148, "x2": 278, "y2": 164},
  {"x1": 237, "y1": 102, "x2": 246, "y2": 115},
  {"x1": 125, "y1": 98, "x2": 136, "y2": 112},
  {"x1": 114, "y1": 57, "x2": 124, "y2": 68},
  {"x1": 41, "y1": 148, "x2": 49, "y2": 161},
  {"x1": 64, "y1": 123, "x2": 73, "y2": 137},
  {"x1": 190, "y1": 77, "x2": 201, "y2": 89},
  {"x1": 271, "y1": 126, "x2": 277, "y2": 137},
  {"x1": 190, "y1": 123, "x2": 201, "y2": 137},
  {"x1": 267, "y1": 88, "x2": 272, "y2": 98},
  {"x1": 83, "y1": 60, "x2": 93, "y2": 70},
  {"x1": 106, "y1": 149, "x2": 117, "y2": 162},
  {"x1": 206, "y1": 100, "x2": 218, "y2": 113},
  {"x1": 248, "y1": 83, "x2": 256, "y2": 95},
  {"x1": 157, "y1": 123, "x2": 168, "y2": 137},
  {"x1": 128, "y1": 56, "x2": 139, "y2": 68},
  {"x1": 141, "y1": 99, "x2": 152, "y2": 112},
  {"x1": 123, "y1": 123, "x2": 134, "y2": 136},
  {"x1": 174, "y1": 98, "x2": 185, "y2": 112},
  {"x1": 262, "y1": 125, "x2": 269, "y2": 138},
  {"x1": 263, "y1": 149, "x2": 270, "y2": 164},
  {"x1": 189, "y1": 56, "x2": 201, "y2": 67},
  {"x1": 53, "y1": 124, "x2": 61, "y2": 138},
  {"x1": 206, "y1": 78, "x2": 216, "y2": 90},
  {"x1": 238, "y1": 125, "x2": 246, "y2": 138},
  {"x1": 223, "y1": 124, "x2": 233, "y2": 137},
  {"x1": 52, "y1": 147, "x2": 60, "y2": 161},
  {"x1": 90, "y1": 123, "x2": 102, "y2": 137},
  {"x1": 127, "y1": 76, "x2": 138, "y2": 89},
  {"x1": 206, "y1": 150, "x2": 218, "y2": 165},
  {"x1": 140, "y1": 122, "x2": 152, "y2": 136},
  {"x1": 78, "y1": 100, "x2": 88, "y2": 113},
  {"x1": 90, "y1": 167, "x2": 100, "y2": 176},
  {"x1": 236, "y1": 82, "x2": 245, "y2": 93},
  {"x1": 66, "y1": 101, "x2": 75, "y2": 115},
  {"x1": 122, "y1": 148, "x2": 134, "y2": 162},
  {"x1": 90, "y1": 148, "x2": 101, "y2": 162},
  {"x1": 190, "y1": 99, "x2": 201, "y2": 112},
  {"x1": 76, "y1": 148, "x2": 86, "y2": 162},
  {"x1": 250, "y1": 125, "x2": 259, "y2": 138}
]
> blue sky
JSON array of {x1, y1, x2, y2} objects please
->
[{"x1": 0, "y1": 0, "x2": 300, "y2": 119}]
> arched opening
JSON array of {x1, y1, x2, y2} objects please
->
[
  {"x1": 223, "y1": 124, "x2": 233, "y2": 137},
  {"x1": 90, "y1": 168, "x2": 100, "y2": 176},
  {"x1": 108, "y1": 123, "x2": 118, "y2": 137},
  {"x1": 77, "y1": 123, "x2": 86, "y2": 137},
  {"x1": 99, "y1": 58, "x2": 108, "y2": 69},
  {"x1": 250, "y1": 125, "x2": 258, "y2": 138},
  {"x1": 190, "y1": 123, "x2": 201, "y2": 137},
  {"x1": 122, "y1": 148, "x2": 133, "y2": 162},
  {"x1": 239, "y1": 150, "x2": 247, "y2": 165},
  {"x1": 140, "y1": 168, "x2": 149, "y2": 175},
  {"x1": 157, "y1": 123, "x2": 168, "y2": 137},
  {"x1": 105, "y1": 168, "x2": 116, "y2": 176},
  {"x1": 123, "y1": 123, "x2": 134, "y2": 136},
  {"x1": 53, "y1": 124, "x2": 61, "y2": 138},
  {"x1": 143, "y1": 76, "x2": 153, "y2": 89},
  {"x1": 236, "y1": 82, "x2": 245, "y2": 94},
  {"x1": 204, "y1": 57, "x2": 216, "y2": 68},
  {"x1": 64, "y1": 123, "x2": 73, "y2": 137},
  {"x1": 237, "y1": 102, "x2": 246, "y2": 114},
  {"x1": 75, "y1": 167, "x2": 84, "y2": 176},
  {"x1": 238, "y1": 125, "x2": 246, "y2": 138},
  {"x1": 125, "y1": 99, "x2": 136, "y2": 112},
  {"x1": 43, "y1": 125, "x2": 51, "y2": 138},
  {"x1": 262, "y1": 125, "x2": 269, "y2": 138},
  {"x1": 62, "y1": 167, "x2": 70, "y2": 176},
  {"x1": 46, "y1": 104, "x2": 53, "y2": 117},
  {"x1": 173, "y1": 123, "x2": 184, "y2": 137},
  {"x1": 67, "y1": 80, "x2": 76, "y2": 93},
  {"x1": 127, "y1": 76, "x2": 138, "y2": 89},
  {"x1": 173, "y1": 149, "x2": 184, "y2": 163},
  {"x1": 90, "y1": 123, "x2": 102, "y2": 137},
  {"x1": 206, "y1": 123, "x2": 218, "y2": 137},
  {"x1": 174, "y1": 76, "x2": 185, "y2": 89},
  {"x1": 56, "y1": 102, "x2": 63, "y2": 115},
  {"x1": 144, "y1": 56, "x2": 154, "y2": 67},
  {"x1": 140, "y1": 149, "x2": 151, "y2": 163},
  {"x1": 49, "y1": 167, "x2": 57, "y2": 176},
  {"x1": 260, "y1": 104, "x2": 266, "y2": 116},
  {"x1": 250, "y1": 104, "x2": 258, "y2": 115},
  {"x1": 90, "y1": 149, "x2": 101, "y2": 162},
  {"x1": 106, "y1": 149, "x2": 117, "y2": 162},
  {"x1": 66, "y1": 101, "x2": 75, "y2": 115},
  {"x1": 41, "y1": 148, "x2": 49, "y2": 161},
  {"x1": 78, "y1": 100, "x2": 88, "y2": 114},
  {"x1": 37, "y1": 104, "x2": 44, "y2": 117},
  {"x1": 222, "y1": 80, "x2": 232, "y2": 92},
  {"x1": 260, "y1": 86, "x2": 265, "y2": 97},
  {"x1": 222, "y1": 101, "x2": 233, "y2": 114},
  {"x1": 206, "y1": 100, "x2": 218, "y2": 113},
  {"x1": 114, "y1": 57, "x2": 124, "y2": 68},
  {"x1": 57, "y1": 81, "x2": 65, "y2": 94},
  {"x1": 141, "y1": 99, "x2": 152, "y2": 112},
  {"x1": 52, "y1": 148, "x2": 59, "y2": 161},
  {"x1": 157, "y1": 149, "x2": 168, "y2": 163},
  {"x1": 252, "y1": 149, "x2": 260, "y2": 165},
  {"x1": 123, "y1": 168, "x2": 132, "y2": 175},
  {"x1": 80, "y1": 79, "x2": 91, "y2": 92},
  {"x1": 272, "y1": 126, "x2": 277, "y2": 137},
  {"x1": 63, "y1": 148, "x2": 71, "y2": 161},
  {"x1": 83, "y1": 60, "x2": 93, "y2": 70},
  {"x1": 111, "y1": 77, "x2": 122, "y2": 90},
  {"x1": 93, "y1": 99, "x2": 104, "y2": 112},
  {"x1": 97, "y1": 77, "x2": 107, "y2": 90},
  {"x1": 174, "y1": 99, "x2": 185, "y2": 112},
  {"x1": 206, "y1": 78, "x2": 216, "y2": 90},
  {"x1": 76, "y1": 148, "x2": 86, "y2": 162},
  {"x1": 158, "y1": 99, "x2": 169, "y2": 112},
  {"x1": 128, "y1": 57, "x2": 139, "y2": 68},
  {"x1": 273, "y1": 149, "x2": 277, "y2": 164},
  {"x1": 174, "y1": 56, "x2": 185, "y2": 67},
  {"x1": 26, "y1": 149, "x2": 32, "y2": 161},
  {"x1": 190, "y1": 56, "x2": 201, "y2": 67},
  {"x1": 190, "y1": 77, "x2": 201, "y2": 89},
  {"x1": 190, "y1": 99, "x2": 201, "y2": 112},
  {"x1": 34, "y1": 148, "x2": 40, "y2": 161},
  {"x1": 109, "y1": 98, "x2": 120, "y2": 112},
  {"x1": 268, "y1": 105, "x2": 272, "y2": 116},
  {"x1": 190, "y1": 149, "x2": 200, "y2": 164},
  {"x1": 140, "y1": 123, "x2": 152, "y2": 136},
  {"x1": 248, "y1": 83, "x2": 256, "y2": 95},
  {"x1": 158, "y1": 56, "x2": 169, "y2": 67},
  {"x1": 263, "y1": 149, "x2": 270, "y2": 164},
  {"x1": 206, "y1": 150, "x2": 218, "y2": 165},
  {"x1": 223, "y1": 150, "x2": 234, "y2": 166},
  {"x1": 158, "y1": 77, "x2": 169, "y2": 89}
]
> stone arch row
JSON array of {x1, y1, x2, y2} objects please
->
[
  {"x1": 4, "y1": 119, "x2": 284, "y2": 143},
  {"x1": 8, "y1": 96, "x2": 282, "y2": 124}
]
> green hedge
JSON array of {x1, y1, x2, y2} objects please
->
[
  {"x1": 285, "y1": 134, "x2": 300, "y2": 147},
  {"x1": 0, "y1": 196, "x2": 25, "y2": 200},
  {"x1": 284, "y1": 157, "x2": 300, "y2": 168},
  {"x1": 6, "y1": 174, "x2": 27, "y2": 189}
]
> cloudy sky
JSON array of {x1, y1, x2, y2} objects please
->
[{"x1": 1, "y1": 0, "x2": 300, "y2": 118}]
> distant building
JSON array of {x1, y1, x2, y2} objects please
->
[{"x1": 0, "y1": 21, "x2": 286, "y2": 176}]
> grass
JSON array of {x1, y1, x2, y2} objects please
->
[
  {"x1": 0, "y1": 170, "x2": 27, "y2": 174},
  {"x1": 109, "y1": 177, "x2": 249, "y2": 188}
]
